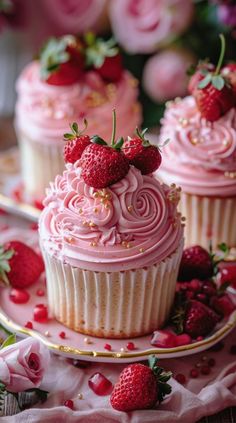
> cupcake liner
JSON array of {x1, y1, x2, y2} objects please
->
[
  {"x1": 42, "y1": 241, "x2": 183, "y2": 339},
  {"x1": 18, "y1": 133, "x2": 64, "y2": 199},
  {"x1": 180, "y1": 192, "x2": 236, "y2": 249},
  {"x1": 0, "y1": 391, "x2": 39, "y2": 417}
]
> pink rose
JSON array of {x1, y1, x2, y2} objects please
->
[
  {"x1": 40, "y1": 0, "x2": 108, "y2": 34},
  {"x1": 109, "y1": 0, "x2": 194, "y2": 53},
  {"x1": 142, "y1": 48, "x2": 196, "y2": 103},
  {"x1": 0, "y1": 338, "x2": 50, "y2": 393}
]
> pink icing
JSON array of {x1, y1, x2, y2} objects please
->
[
  {"x1": 15, "y1": 61, "x2": 142, "y2": 144},
  {"x1": 39, "y1": 165, "x2": 183, "y2": 272},
  {"x1": 159, "y1": 96, "x2": 236, "y2": 197}
]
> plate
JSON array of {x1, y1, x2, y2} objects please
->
[
  {"x1": 0, "y1": 284, "x2": 236, "y2": 363},
  {"x1": 0, "y1": 148, "x2": 40, "y2": 222}
]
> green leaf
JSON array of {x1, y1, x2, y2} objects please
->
[
  {"x1": 114, "y1": 137, "x2": 124, "y2": 150},
  {"x1": 91, "y1": 135, "x2": 107, "y2": 146},
  {"x1": 198, "y1": 73, "x2": 212, "y2": 89},
  {"x1": 63, "y1": 133, "x2": 74, "y2": 140},
  {"x1": 212, "y1": 75, "x2": 225, "y2": 90},
  {"x1": 0, "y1": 334, "x2": 16, "y2": 350},
  {"x1": 70, "y1": 122, "x2": 78, "y2": 135},
  {"x1": 218, "y1": 243, "x2": 229, "y2": 254},
  {"x1": 148, "y1": 355, "x2": 158, "y2": 370}
]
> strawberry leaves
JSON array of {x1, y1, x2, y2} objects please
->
[
  {"x1": 64, "y1": 120, "x2": 88, "y2": 141},
  {"x1": 0, "y1": 245, "x2": 14, "y2": 286},
  {"x1": 40, "y1": 37, "x2": 70, "y2": 80},
  {"x1": 148, "y1": 356, "x2": 172, "y2": 403},
  {"x1": 84, "y1": 33, "x2": 119, "y2": 68}
]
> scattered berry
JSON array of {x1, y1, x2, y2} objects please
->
[
  {"x1": 36, "y1": 289, "x2": 45, "y2": 297},
  {"x1": 33, "y1": 200, "x2": 44, "y2": 210},
  {"x1": 9, "y1": 288, "x2": 30, "y2": 304},
  {"x1": 88, "y1": 372, "x2": 113, "y2": 396},
  {"x1": 59, "y1": 331, "x2": 66, "y2": 339},
  {"x1": 110, "y1": 356, "x2": 172, "y2": 411},
  {"x1": 63, "y1": 121, "x2": 91, "y2": 164},
  {"x1": 104, "y1": 343, "x2": 112, "y2": 351},
  {"x1": 201, "y1": 365, "x2": 211, "y2": 375},
  {"x1": 123, "y1": 129, "x2": 162, "y2": 175},
  {"x1": 25, "y1": 321, "x2": 33, "y2": 329},
  {"x1": 33, "y1": 304, "x2": 48, "y2": 323},
  {"x1": 184, "y1": 300, "x2": 220, "y2": 338},
  {"x1": 175, "y1": 373, "x2": 186, "y2": 385},
  {"x1": 219, "y1": 265, "x2": 236, "y2": 289},
  {"x1": 151, "y1": 330, "x2": 177, "y2": 348},
  {"x1": 0, "y1": 241, "x2": 44, "y2": 288},
  {"x1": 126, "y1": 342, "x2": 135, "y2": 351},
  {"x1": 190, "y1": 368, "x2": 199, "y2": 378},
  {"x1": 64, "y1": 399, "x2": 74, "y2": 409},
  {"x1": 178, "y1": 245, "x2": 213, "y2": 281},
  {"x1": 208, "y1": 358, "x2": 216, "y2": 367}
]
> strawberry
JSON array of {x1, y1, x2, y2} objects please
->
[
  {"x1": 110, "y1": 356, "x2": 172, "y2": 412},
  {"x1": 40, "y1": 36, "x2": 84, "y2": 86},
  {"x1": 123, "y1": 128, "x2": 162, "y2": 175},
  {"x1": 81, "y1": 110, "x2": 129, "y2": 188},
  {"x1": 219, "y1": 264, "x2": 236, "y2": 289},
  {"x1": 210, "y1": 294, "x2": 235, "y2": 317},
  {"x1": 63, "y1": 121, "x2": 91, "y2": 164},
  {"x1": 96, "y1": 54, "x2": 123, "y2": 82},
  {"x1": 84, "y1": 33, "x2": 123, "y2": 83},
  {"x1": 184, "y1": 300, "x2": 220, "y2": 338},
  {"x1": 192, "y1": 35, "x2": 235, "y2": 121},
  {"x1": 0, "y1": 241, "x2": 44, "y2": 288},
  {"x1": 178, "y1": 245, "x2": 213, "y2": 282},
  {"x1": 81, "y1": 143, "x2": 129, "y2": 188}
]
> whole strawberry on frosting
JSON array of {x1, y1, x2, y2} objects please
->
[
  {"x1": 110, "y1": 356, "x2": 172, "y2": 412},
  {"x1": 40, "y1": 35, "x2": 85, "y2": 85},
  {"x1": 84, "y1": 32, "x2": 123, "y2": 83},
  {"x1": 122, "y1": 128, "x2": 162, "y2": 175},
  {"x1": 63, "y1": 121, "x2": 91, "y2": 164},
  {"x1": 189, "y1": 34, "x2": 235, "y2": 122},
  {"x1": 80, "y1": 110, "x2": 129, "y2": 188}
]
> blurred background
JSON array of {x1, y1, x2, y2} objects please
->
[{"x1": 0, "y1": 0, "x2": 236, "y2": 149}]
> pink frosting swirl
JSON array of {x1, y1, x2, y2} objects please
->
[
  {"x1": 159, "y1": 96, "x2": 236, "y2": 197},
  {"x1": 15, "y1": 61, "x2": 142, "y2": 144},
  {"x1": 39, "y1": 165, "x2": 183, "y2": 271}
]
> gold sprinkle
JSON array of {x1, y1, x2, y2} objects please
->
[
  {"x1": 93, "y1": 207, "x2": 98, "y2": 213},
  {"x1": 100, "y1": 198, "x2": 106, "y2": 204},
  {"x1": 105, "y1": 193, "x2": 112, "y2": 200},
  {"x1": 126, "y1": 243, "x2": 131, "y2": 249},
  {"x1": 166, "y1": 100, "x2": 173, "y2": 108},
  {"x1": 84, "y1": 337, "x2": 92, "y2": 344},
  {"x1": 223, "y1": 139, "x2": 230, "y2": 147},
  {"x1": 45, "y1": 331, "x2": 50, "y2": 337},
  {"x1": 90, "y1": 241, "x2": 97, "y2": 247},
  {"x1": 79, "y1": 208, "x2": 83, "y2": 214},
  {"x1": 181, "y1": 216, "x2": 186, "y2": 222},
  {"x1": 122, "y1": 241, "x2": 127, "y2": 247},
  {"x1": 77, "y1": 393, "x2": 83, "y2": 400},
  {"x1": 93, "y1": 192, "x2": 99, "y2": 198},
  {"x1": 139, "y1": 248, "x2": 145, "y2": 253},
  {"x1": 176, "y1": 187, "x2": 182, "y2": 192},
  {"x1": 127, "y1": 205, "x2": 133, "y2": 212},
  {"x1": 129, "y1": 77, "x2": 139, "y2": 88},
  {"x1": 89, "y1": 222, "x2": 96, "y2": 227},
  {"x1": 65, "y1": 237, "x2": 75, "y2": 244},
  {"x1": 170, "y1": 183, "x2": 176, "y2": 188},
  {"x1": 105, "y1": 203, "x2": 110, "y2": 209},
  {"x1": 190, "y1": 137, "x2": 198, "y2": 145},
  {"x1": 82, "y1": 221, "x2": 88, "y2": 226},
  {"x1": 225, "y1": 171, "x2": 236, "y2": 179},
  {"x1": 120, "y1": 347, "x2": 125, "y2": 352},
  {"x1": 179, "y1": 117, "x2": 189, "y2": 127}
]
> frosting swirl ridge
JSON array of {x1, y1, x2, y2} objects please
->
[{"x1": 40, "y1": 165, "x2": 183, "y2": 271}]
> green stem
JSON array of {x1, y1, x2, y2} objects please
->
[
  {"x1": 215, "y1": 34, "x2": 225, "y2": 76},
  {"x1": 110, "y1": 109, "x2": 116, "y2": 147}
]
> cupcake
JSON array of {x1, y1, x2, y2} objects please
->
[
  {"x1": 15, "y1": 34, "x2": 142, "y2": 201},
  {"x1": 159, "y1": 38, "x2": 236, "y2": 249},
  {"x1": 39, "y1": 114, "x2": 184, "y2": 338}
]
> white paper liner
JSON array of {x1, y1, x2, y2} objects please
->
[
  {"x1": 42, "y1": 241, "x2": 183, "y2": 339},
  {"x1": 18, "y1": 133, "x2": 64, "y2": 199},
  {"x1": 180, "y1": 192, "x2": 236, "y2": 249}
]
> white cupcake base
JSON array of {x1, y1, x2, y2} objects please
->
[
  {"x1": 180, "y1": 192, "x2": 236, "y2": 249},
  {"x1": 18, "y1": 133, "x2": 64, "y2": 200},
  {"x1": 42, "y1": 242, "x2": 183, "y2": 339}
]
